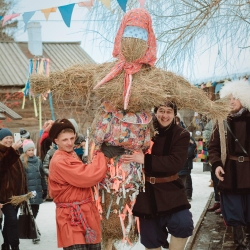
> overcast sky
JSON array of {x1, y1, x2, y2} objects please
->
[{"x1": 13, "y1": 0, "x2": 250, "y2": 83}]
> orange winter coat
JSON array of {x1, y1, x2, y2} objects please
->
[{"x1": 48, "y1": 150, "x2": 107, "y2": 248}]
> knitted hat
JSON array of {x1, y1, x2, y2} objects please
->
[
  {"x1": 20, "y1": 128, "x2": 30, "y2": 139},
  {"x1": 0, "y1": 128, "x2": 13, "y2": 141},
  {"x1": 49, "y1": 119, "x2": 76, "y2": 144},
  {"x1": 23, "y1": 139, "x2": 35, "y2": 153},
  {"x1": 68, "y1": 118, "x2": 79, "y2": 134},
  {"x1": 220, "y1": 80, "x2": 250, "y2": 110}
]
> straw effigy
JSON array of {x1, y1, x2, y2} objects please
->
[{"x1": 30, "y1": 30, "x2": 229, "y2": 249}]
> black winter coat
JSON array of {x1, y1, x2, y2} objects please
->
[
  {"x1": 22, "y1": 156, "x2": 47, "y2": 204},
  {"x1": 179, "y1": 137, "x2": 196, "y2": 176},
  {"x1": 209, "y1": 110, "x2": 250, "y2": 194},
  {"x1": 132, "y1": 122, "x2": 191, "y2": 218},
  {"x1": 0, "y1": 144, "x2": 27, "y2": 203}
]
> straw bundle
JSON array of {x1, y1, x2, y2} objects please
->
[
  {"x1": 121, "y1": 37, "x2": 148, "y2": 62},
  {"x1": 101, "y1": 190, "x2": 139, "y2": 247},
  {"x1": 7, "y1": 191, "x2": 35, "y2": 206}
]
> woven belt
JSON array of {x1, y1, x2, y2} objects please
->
[
  {"x1": 228, "y1": 155, "x2": 250, "y2": 162},
  {"x1": 145, "y1": 174, "x2": 179, "y2": 184}
]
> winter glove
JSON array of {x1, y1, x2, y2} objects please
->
[
  {"x1": 42, "y1": 190, "x2": 47, "y2": 199},
  {"x1": 101, "y1": 143, "x2": 125, "y2": 158}
]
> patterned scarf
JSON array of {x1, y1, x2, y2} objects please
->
[{"x1": 93, "y1": 8, "x2": 157, "y2": 110}]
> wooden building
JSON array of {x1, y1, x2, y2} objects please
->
[{"x1": 0, "y1": 41, "x2": 96, "y2": 138}]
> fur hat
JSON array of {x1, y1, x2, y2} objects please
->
[
  {"x1": 0, "y1": 128, "x2": 12, "y2": 141},
  {"x1": 23, "y1": 139, "x2": 35, "y2": 153},
  {"x1": 20, "y1": 128, "x2": 30, "y2": 139},
  {"x1": 220, "y1": 80, "x2": 250, "y2": 110},
  {"x1": 49, "y1": 119, "x2": 76, "y2": 144}
]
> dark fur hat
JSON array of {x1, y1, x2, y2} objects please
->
[{"x1": 49, "y1": 119, "x2": 75, "y2": 144}]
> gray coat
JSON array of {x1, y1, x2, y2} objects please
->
[
  {"x1": 22, "y1": 156, "x2": 47, "y2": 204},
  {"x1": 43, "y1": 148, "x2": 56, "y2": 176}
]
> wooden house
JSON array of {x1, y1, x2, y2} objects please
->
[{"x1": 0, "y1": 41, "x2": 96, "y2": 138}]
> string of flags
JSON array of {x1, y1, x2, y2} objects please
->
[{"x1": 0, "y1": 0, "x2": 146, "y2": 29}]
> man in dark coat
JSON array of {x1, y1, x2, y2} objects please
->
[
  {"x1": 0, "y1": 128, "x2": 27, "y2": 250},
  {"x1": 209, "y1": 80, "x2": 250, "y2": 249},
  {"x1": 123, "y1": 102, "x2": 194, "y2": 250}
]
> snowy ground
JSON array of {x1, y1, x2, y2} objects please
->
[{"x1": 0, "y1": 162, "x2": 212, "y2": 250}]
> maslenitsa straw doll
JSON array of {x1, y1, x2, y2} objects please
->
[{"x1": 31, "y1": 8, "x2": 230, "y2": 249}]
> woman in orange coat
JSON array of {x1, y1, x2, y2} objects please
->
[{"x1": 48, "y1": 119, "x2": 124, "y2": 250}]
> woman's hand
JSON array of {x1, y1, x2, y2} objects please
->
[
  {"x1": 12, "y1": 140, "x2": 22, "y2": 150},
  {"x1": 122, "y1": 150, "x2": 145, "y2": 164}
]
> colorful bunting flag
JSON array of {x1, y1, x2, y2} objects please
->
[
  {"x1": 2, "y1": 13, "x2": 20, "y2": 27},
  {"x1": 139, "y1": 0, "x2": 146, "y2": 8},
  {"x1": 58, "y1": 4, "x2": 75, "y2": 27},
  {"x1": 41, "y1": 7, "x2": 57, "y2": 21},
  {"x1": 0, "y1": 0, "x2": 135, "y2": 29},
  {"x1": 22, "y1": 11, "x2": 36, "y2": 31},
  {"x1": 100, "y1": 0, "x2": 111, "y2": 9},
  {"x1": 78, "y1": 0, "x2": 94, "y2": 10},
  {"x1": 117, "y1": 0, "x2": 128, "y2": 12}
]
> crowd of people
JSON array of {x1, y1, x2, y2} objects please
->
[{"x1": 1, "y1": 78, "x2": 250, "y2": 250}]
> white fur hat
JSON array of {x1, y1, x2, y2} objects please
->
[{"x1": 220, "y1": 80, "x2": 250, "y2": 110}]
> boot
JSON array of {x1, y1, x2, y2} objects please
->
[
  {"x1": 1, "y1": 243, "x2": 10, "y2": 250},
  {"x1": 207, "y1": 203, "x2": 220, "y2": 212},
  {"x1": 233, "y1": 226, "x2": 247, "y2": 249},
  {"x1": 162, "y1": 239, "x2": 170, "y2": 249},
  {"x1": 10, "y1": 246, "x2": 19, "y2": 250},
  {"x1": 169, "y1": 236, "x2": 188, "y2": 250}
]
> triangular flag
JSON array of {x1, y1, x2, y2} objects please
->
[
  {"x1": 139, "y1": 0, "x2": 145, "y2": 8},
  {"x1": 117, "y1": 0, "x2": 127, "y2": 12},
  {"x1": 22, "y1": 11, "x2": 36, "y2": 31},
  {"x1": 2, "y1": 13, "x2": 20, "y2": 27},
  {"x1": 0, "y1": 16, "x2": 3, "y2": 21},
  {"x1": 78, "y1": 0, "x2": 94, "y2": 9},
  {"x1": 58, "y1": 4, "x2": 75, "y2": 28},
  {"x1": 41, "y1": 7, "x2": 57, "y2": 21},
  {"x1": 100, "y1": 0, "x2": 111, "y2": 9}
]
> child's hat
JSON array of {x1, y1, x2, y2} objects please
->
[{"x1": 23, "y1": 139, "x2": 35, "y2": 153}]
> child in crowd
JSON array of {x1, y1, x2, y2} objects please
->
[{"x1": 21, "y1": 139, "x2": 47, "y2": 244}]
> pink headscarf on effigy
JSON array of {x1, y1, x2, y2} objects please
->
[{"x1": 93, "y1": 8, "x2": 157, "y2": 110}]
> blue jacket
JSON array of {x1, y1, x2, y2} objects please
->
[
  {"x1": 179, "y1": 137, "x2": 197, "y2": 176},
  {"x1": 22, "y1": 156, "x2": 47, "y2": 204}
]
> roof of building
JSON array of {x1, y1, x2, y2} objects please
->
[
  {"x1": 0, "y1": 102, "x2": 22, "y2": 120},
  {"x1": 0, "y1": 41, "x2": 95, "y2": 87}
]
